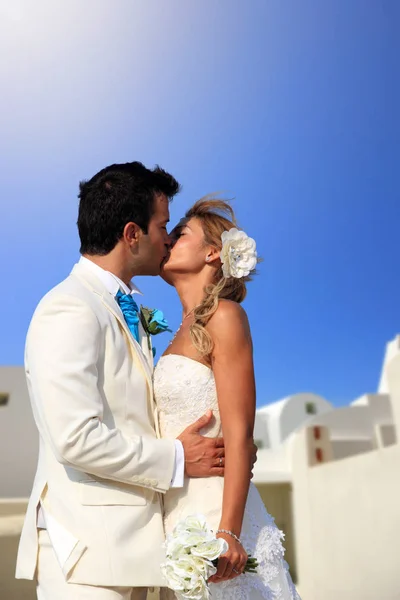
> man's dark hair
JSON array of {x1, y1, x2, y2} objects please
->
[{"x1": 77, "y1": 162, "x2": 180, "y2": 255}]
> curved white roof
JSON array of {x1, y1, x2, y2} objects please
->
[
  {"x1": 258, "y1": 393, "x2": 331, "y2": 418},
  {"x1": 258, "y1": 397, "x2": 290, "y2": 418},
  {"x1": 257, "y1": 393, "x2": 333, "y2": 448}
]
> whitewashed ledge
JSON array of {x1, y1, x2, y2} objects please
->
[
  {"x1": 0, "y1": 498, "x2": 28, "y2": 536},
  {"x1": 0, "y1": 514, "x2": 25, "y2": 536}
]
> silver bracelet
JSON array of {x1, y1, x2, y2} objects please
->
[{"x1": 216, "y1": 529, "x2": 243, "y2": 546}]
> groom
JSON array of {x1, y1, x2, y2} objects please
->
[{"x1": 16, "y1": 162, "x2": 230, "y2": 599}]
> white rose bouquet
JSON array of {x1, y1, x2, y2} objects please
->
[{"x1": 161, "y1": 514, "x2": 258, "y2": 600}]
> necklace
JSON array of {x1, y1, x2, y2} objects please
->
[{"x1": 168, "y1": 307, "x2": 196, "y2": 348}]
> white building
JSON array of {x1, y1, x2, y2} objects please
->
[
  {"x1": 290, "y1": 336, "x2": 400, "y2": 600},
  {"x1": 1, "y1": 336, "x2": 400, "y2": 599},
  {"x1": 248, "y1": 335, "x2": 399, "y2": 592},
  {"x1": 0, "y1": 367, "x2": 38, "y2": 498}
]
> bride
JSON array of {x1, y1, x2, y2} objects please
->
[{"x1": 154, "y1": 198, "x2": 300, "y2": 599}]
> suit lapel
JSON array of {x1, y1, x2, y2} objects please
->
[
  {"x1": 71, "y1": 263, "x2": 153, "y2": 393},
  {"x1": 139, "y1": 320, "x2": 154, "y2": 373},
  {"x1": 138, "y1": 320, "x2": 158, "y2": 436},
  {"x1": 98, "y1": 292, "x2": 154, "y2": 388}
]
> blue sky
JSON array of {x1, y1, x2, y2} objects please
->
[{"x1": 0, "y1": 0, "x2": 399, "y2": 406}]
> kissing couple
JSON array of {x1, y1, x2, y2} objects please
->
[{"x1": 16, "y1": 162, "x2": 300, "y2": 600}]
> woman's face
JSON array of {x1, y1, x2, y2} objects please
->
[{"x1": 161, "y1": 217, "x2": 208, "y2": 282}]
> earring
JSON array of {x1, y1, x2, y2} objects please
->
[{"x1": 206, "y1": 256, "x2": 211, "y2": 262}]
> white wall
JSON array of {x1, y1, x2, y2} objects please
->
[
  {"x1": 378, "y1": 335, "x2": 400, "y2": 393},
  {"x1": 292, "y1": 435, "x2": 400, "y2": 600},
  {"x1": 331, "y1": 439, "x2": 373, "y2": 459},
  {"x1": 386, "y1": 353, "x2": 400, "y2": 433},
  {"x1": 252, "y1": 446, "x2": 291, "y2": 483},
  {"x1": 253, "y1": 411, "x2": 270, "y2": 448},
  {"x1": 0, "y1": 367, "x2": 38, "y2": 497},
  {"x1": 354, "y1": 393, "x2": 393, "y2": 419},
  {"x1": 290, "y1": 352, "x2": 400, "y2": 600},
  {"x1": 305, "y1": 394, "x2": 395, "y2": 461},
  {"x1": 309, "y1": 405, "x2": 373, "y2": 437}
]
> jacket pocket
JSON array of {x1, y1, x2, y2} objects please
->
[{"x1": 78, "y1": 480, "x2": 148, "y2": 506}]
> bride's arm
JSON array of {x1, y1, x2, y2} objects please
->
[{"x1": 207, "y1": 299, "x2": 256, "y2": 582}]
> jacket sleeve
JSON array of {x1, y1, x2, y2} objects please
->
[{"x1": 26, "y1": 292, "x2": 176, "y2": 493}]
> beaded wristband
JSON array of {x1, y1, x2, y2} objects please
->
[{"x1": 216, "y1": 529, "x2": 243, "y2": 546}]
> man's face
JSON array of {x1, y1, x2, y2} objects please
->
[{"x1": 136, "y1": 193, "x2": 171, "y2": 275}]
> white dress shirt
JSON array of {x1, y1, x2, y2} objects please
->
[{"x1": 37, "y1": 257, "x2": 184, "y2": 530}]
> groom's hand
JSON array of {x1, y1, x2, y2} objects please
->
[{"x1": 177, "y1": 410, "x2": 225, "y2": 478}]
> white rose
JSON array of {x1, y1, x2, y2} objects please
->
[
  {"x1": 172, "y1": 555, "x2": 202, "y2": 583},
  {"x1": 163, "y1": 515, "x2": 220, "y2": 599},
  {"x1": 161, "y1": 559, "x2": 187, "y2": 592},
  {"x1": 190, "y1": 537, "x2": 228, "y2": 561},
  {"x1": 220, "y1": 228, "x2": 257, "y2": 279},
  {"x1": 174, "y1": 514, "x2": 210, "y2": 535},
  {"x1": 177, "y1": 575, "x2": 209, "y2": 600},
  {"x1": 170, "y1": 529, "x2": 213, "y2": 552},
  {"x1": 166, "y1": 535, "x2": 190, "y2": 560},
  {"x1": 190, "y1": 555, "x2": 217, "y2": 579},
  {"x1": 162, "y1": 556, "x2": 208, "y2": 595},
  {"x1": 169, "y1": 516, "x2": 214, "y2": 553}
]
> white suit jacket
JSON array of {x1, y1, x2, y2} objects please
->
[{"x1": 16, "y1": 260, "x2": 176, "y2": 587}]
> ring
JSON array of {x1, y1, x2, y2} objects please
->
[
  {"x1": 219, "y1": 457, "x2": 223, "y2": 466},
  {"x1": 232, "y1": 568, "x2": 240, "y2": 574}
]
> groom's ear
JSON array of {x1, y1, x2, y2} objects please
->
[{"x1": 123, "y1": 222, "x2": 142, "y2": 246}]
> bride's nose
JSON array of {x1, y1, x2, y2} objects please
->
[{"x1": 168, "y1": 233, "x2": 179, "y2": 249}]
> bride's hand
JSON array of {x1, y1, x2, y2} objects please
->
[{"x1": 208, "y1": 533, "x2": 248, "y2": 583}]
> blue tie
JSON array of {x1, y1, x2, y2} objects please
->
[{"x1": 115, "y1": 290, "x2": 140, "y2": 343}]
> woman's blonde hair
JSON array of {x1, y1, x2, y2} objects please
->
[{"x1": 185, "y1": 196, "x2": 253, "y2": 361}]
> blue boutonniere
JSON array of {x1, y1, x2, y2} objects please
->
[{"x1": 140, "y1": 306, "x2": 171, "y2": 358}]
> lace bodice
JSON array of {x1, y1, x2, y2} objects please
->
[{"x1": 154, "y1": 354, "x2": 222, "y2": 440}]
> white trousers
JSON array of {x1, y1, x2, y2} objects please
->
[{"x1": 36, "y1": 530, "x2": 149, "y2": 600}]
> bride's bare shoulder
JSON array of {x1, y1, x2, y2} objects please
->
[{"x1": 207, "y1": 299, "x2": 250, "y2": 336}]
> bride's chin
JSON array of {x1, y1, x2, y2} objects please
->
[{"x1": 160, "y1": 266, "x2": 175, "y2": 286}]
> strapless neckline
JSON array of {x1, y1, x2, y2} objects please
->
[{"x1": 157, "y1": 353, "x2": 213, "y2": 373}]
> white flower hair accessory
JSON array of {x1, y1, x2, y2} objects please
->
[{"x1": 220, "y1": 228, "x2": 257, "y2": 279}]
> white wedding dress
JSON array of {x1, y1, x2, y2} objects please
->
[{"x1": 154, "y1": 354, "x2": 301, "y2": 600}]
